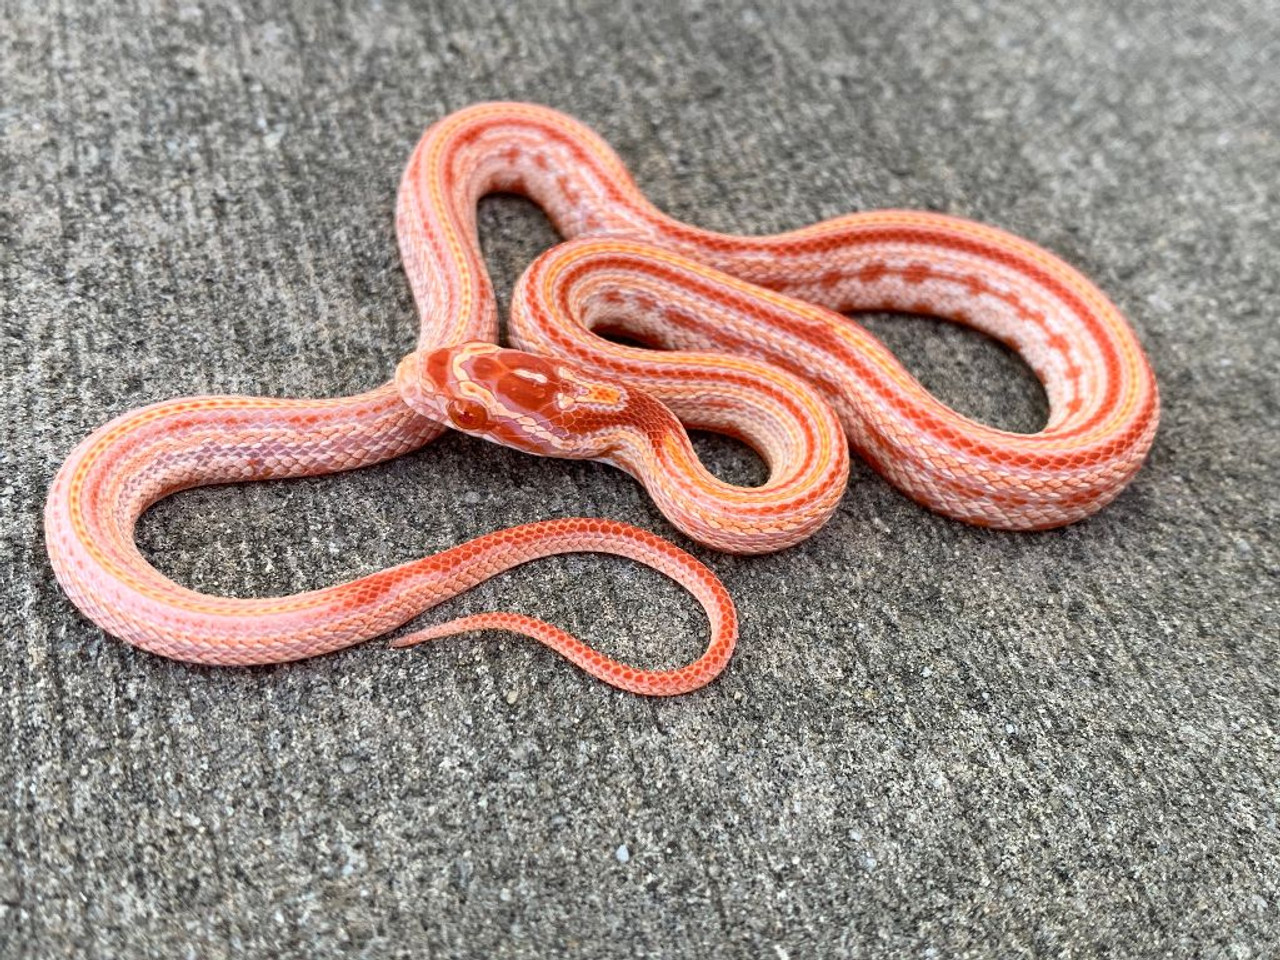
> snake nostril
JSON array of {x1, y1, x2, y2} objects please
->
[{"x1": 447, "y1": 398, "x2": 490, "y2": 431}]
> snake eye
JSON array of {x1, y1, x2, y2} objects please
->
[{"x1": 447, "y1": 398, "x2": 490, "y2": 431}]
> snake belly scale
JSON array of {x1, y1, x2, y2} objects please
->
[{"x1": 43, "y1": 102, "x2": 1158, "y2": 694}]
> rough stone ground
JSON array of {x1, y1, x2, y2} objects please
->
[{"x1": 2, "y1": 1, "x2": 1276, "y2": 957}]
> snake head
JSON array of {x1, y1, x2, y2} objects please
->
[{"x1": 396, "y1": 341, "x2": 647, "y2": 460}]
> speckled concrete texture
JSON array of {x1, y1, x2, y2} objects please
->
[{"x1": 2, "y1": 1, "x2": 1277, "y2": 957}]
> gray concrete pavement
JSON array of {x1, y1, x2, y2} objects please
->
[{"x1": 2, "y1": 2, "x2": 1276, "y2": 956}]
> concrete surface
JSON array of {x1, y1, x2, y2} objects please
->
[{"x1": 2, "y1": 1, "x2": 1277, "y2": 957}]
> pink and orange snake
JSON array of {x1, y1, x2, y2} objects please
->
[{"x1": 43, "y1": 103, "x2": 1159, "y2": 696}]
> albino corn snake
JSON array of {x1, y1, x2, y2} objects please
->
[{"x1": 43, "y1": 102, "x2": 1159, "y2": 695}]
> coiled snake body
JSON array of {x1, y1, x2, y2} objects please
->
[{"x1": 44, "y1": 103, "x2": 1159, "y2": 695}]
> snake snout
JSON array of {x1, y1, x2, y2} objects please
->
[
  {"x1": 397, "y1": 348, "x2": 499, "y2": 435},
  {"x1": 394, "y1": 350, "x2": 450, "y2": 424}
]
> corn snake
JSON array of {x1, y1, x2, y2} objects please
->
[{"x1": 43, "y1": 102, "x2": 1158, "y2": 695}]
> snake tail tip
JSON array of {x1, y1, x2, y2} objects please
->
[
  {"x1": 390, "y1": 618, "x2": 484, "y2": 650},
  {"x1": 388, "y1": 629, "x2": 438, "y2": 650}
]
